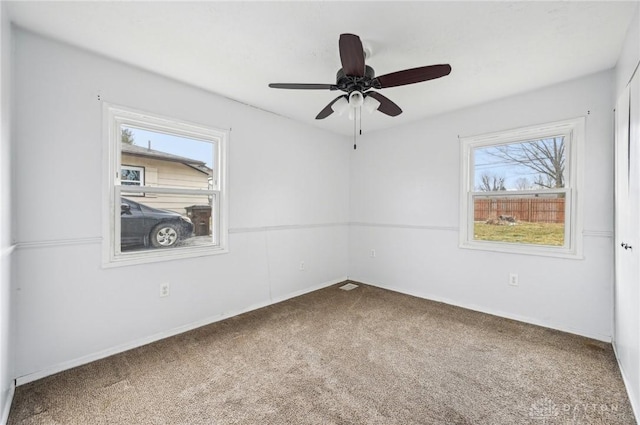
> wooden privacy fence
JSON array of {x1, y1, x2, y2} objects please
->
[{"x1": 474, "y1": 197, "x2": 565, "y2": 223}]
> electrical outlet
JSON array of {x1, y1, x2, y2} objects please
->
[
  {"x1": 509, "y1": 273, "x2": 519, "y2": 287},
  {"x1": 370, "y1": 249, "x2": 376, "y2": 258},
  {"x1": 299, "y1": 261, "x2": 305, "y2": 271},
  {"x1": 160, "y1": 282, "x2": 170, "y2": 297}
]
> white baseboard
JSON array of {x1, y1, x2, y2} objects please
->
[
  {"x1": 352, "y1": 277, "x2": 612, "y2": 343},
  {"x1": 0, "y1": 380, "x2": 15, "y2": 425},
  {"x1": 16, "y1": 277, "x2": 346, "y2": 386},
  {"x1": 612, "y1": 342, "x2": 640, "y2": 423},
  {"x1": 269, "y1": 278, "x2": 344, "y2": 305}
]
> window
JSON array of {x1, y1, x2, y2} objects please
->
[
  {"x1": 103, "y1": 105, "x2": 229, "y2": 266},
  {"x1": 459, "y1": 118, "x2": 584, "y2": 258},
  {"x1": 121, "y1": 165, "x2": 145, "y2": 196},
  {"x1": 121, "y1": 165, "x2": 145, "y2": 187}
]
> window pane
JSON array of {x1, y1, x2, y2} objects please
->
[
  {"x1": 473, "y1": 136, "x2": 566, "y2": 191},
  {"x1": 472, "y1": 193, "x2": 565, "y2": 246},
  {"x1": 120, "y1": 125, "x2": 214, "y2": 190},
  {"x1": 120, "y1": 192, "x2": 216, "y2": 253}
]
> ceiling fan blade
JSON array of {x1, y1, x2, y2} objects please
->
[
  {"x1": 375, "y1": 64, "x2": 451, "y2": 88},
  {"x1": 366, "y1": 92, "x2": 402, "y2": 116},
  {"x1": 269, "y1": 83, "x2": 336, "y2": 90},
  {"x1": 316, "y1": 95, "x2": 346, "y2": 119},
  {"x1": 339, "y1": 34, "x2": 365, "y2": 77}
]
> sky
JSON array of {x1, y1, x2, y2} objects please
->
[
  {"x1": 474, "y1": 147, "x2": 541, "y2": 191},
  {"x1": 473, "y1": 137, "x2": 565, "y2": 191},
  {"x1": 123, "y1": 125, "x2": 214, "y2": 168}
]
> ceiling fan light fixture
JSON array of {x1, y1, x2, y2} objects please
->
[
  {"x1": 363, "y1": 95, "x2": 381, "y2": 114},
  {"x1": 331, "y1": 97, "x2": 350, "y2": 115},
  {"x1": 348, "y1": 91, "x2": 364, "y2": 108}
]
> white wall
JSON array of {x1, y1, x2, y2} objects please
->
[
  {"x1": 11, "y1": 28, "x2": 350, "y2": 382},
  {"x1": 349, "y1": 70, "x2": 615, "y2": 341},
  {"x1": 0, "y1": 2, "x2": 14, "y2": 423}
]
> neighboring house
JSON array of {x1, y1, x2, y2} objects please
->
[{"x1": 121, "y1": 143, "x2": 213, "y2": 236}]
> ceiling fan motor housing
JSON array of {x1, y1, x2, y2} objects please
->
[{"x1": 336, "y1": 65, "x2": 378, "y2": 94}]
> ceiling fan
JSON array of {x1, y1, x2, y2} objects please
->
[{"x1": 268, "y1": 33, "x2": 452, "y2": 120}]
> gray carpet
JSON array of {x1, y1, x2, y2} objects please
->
[{"x1": 8, "y1": 282, "x2": 635, "y2": 424}]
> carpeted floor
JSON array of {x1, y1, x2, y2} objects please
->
[{"x1": 8, "y1": 282, "x2": 636, "y2": 424}]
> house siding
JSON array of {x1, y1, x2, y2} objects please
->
[{"x1": 122, "y1": 153, "x2": 211, "y2": 214}]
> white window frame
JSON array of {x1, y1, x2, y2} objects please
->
[
  {"x1": 459, "y1": 117, "x2": 584, "y2": 259},
  {"x1": 102, "y1": 104, "x2": 229, "y2": 267}
]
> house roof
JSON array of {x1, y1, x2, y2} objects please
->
[{"x1": 122, "y1": 143, "x2": 212, "y2": 175}]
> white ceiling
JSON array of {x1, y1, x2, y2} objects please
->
[{"x1": 6, "y1": 1, "x2": 639, "y2": 136}]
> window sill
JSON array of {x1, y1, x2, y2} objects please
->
[
  {"x1": 459, "y1": 240, "x2": 584, "y2": 260},
  {"x1": 102, "y1": 245, "x2": 229, "y2": 268}
]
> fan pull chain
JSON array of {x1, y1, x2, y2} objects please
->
[
  {"x1": 353, "y1": 106, "x2": 363, "y2": 150},
  {"x1": 353, "y1": 107, "x2": 357, "y2": 150}
]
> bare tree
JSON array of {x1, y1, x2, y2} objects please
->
[
  {"x1": 477, "y1": 174, "x2": 506, "y2": 192},
  {"x1": 121, "y1": 128, "x2": 135, "y2": 145},
  {"x1": 515, "y1": 177, "x2": 530, "y2": 190},
  {"x1": 533, "y1": 174, "x2": 555, "y2": 189},
  {"x1": 489, "y1": 137, "x2": 565, "y2": 188}
]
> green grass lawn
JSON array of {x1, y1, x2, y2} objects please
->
[{"x1": 474, "y1": 221, "x2": 564, "y2": 246}]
